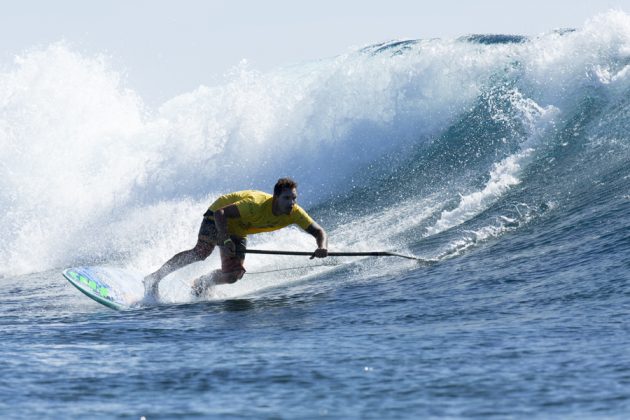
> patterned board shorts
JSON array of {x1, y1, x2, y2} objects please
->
[{"x1": 198, "y1": 209, "x2": 247, "y2": 274}]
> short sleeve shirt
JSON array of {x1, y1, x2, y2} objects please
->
[{"x1": 209, "y1": 190, "x2": 314, "y2": 238}]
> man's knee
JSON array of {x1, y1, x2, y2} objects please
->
[{"x1": 194, "y1": 242, "x2": 214, "y2": 260}]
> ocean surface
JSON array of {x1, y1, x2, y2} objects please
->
[{"x1": 1, "y1": 11, "x2": 630, "y2": 419}]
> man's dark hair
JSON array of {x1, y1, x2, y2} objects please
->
[{"x1": 274, "y1": 177, "x2": 298, "y2": 196}]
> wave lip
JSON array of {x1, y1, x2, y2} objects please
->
[{"x1": 458, "y1": 34, "x2": 529, "y2": 45}]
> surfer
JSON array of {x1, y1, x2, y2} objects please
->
[{"x1": 143, "y1": 177, "x2": 328, "y2": 299}]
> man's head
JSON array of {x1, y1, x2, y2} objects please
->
[{"x1": 273, "y1": 177, "x2": 298, "y2": 215}]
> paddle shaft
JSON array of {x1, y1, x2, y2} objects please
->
[{"x1": 244, "y1": 249, "x2": 423, "y2": 261}]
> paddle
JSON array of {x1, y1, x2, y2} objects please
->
[{"x1": 244, "y1": 249, "x2": 429, "y2": 262}]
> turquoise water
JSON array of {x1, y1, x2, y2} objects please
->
[{"x1": 1, "y1": 11, "x2": 629, "y2": 418}]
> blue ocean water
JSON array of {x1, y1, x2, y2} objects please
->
[{"x1": 1, "y1": 11, "x2": 630, "y2": 418}]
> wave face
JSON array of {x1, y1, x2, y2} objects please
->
[{"x1": 0, "y1": 12, "x2": 629, "y2": 292}]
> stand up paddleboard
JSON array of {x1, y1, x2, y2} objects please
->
[{"x1": 62, "y1": 266, "x2": 146, "y2": 310}]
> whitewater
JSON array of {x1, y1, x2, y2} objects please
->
[{"x1": 1, "y1": 11, "x2": 629, "y2": 418}]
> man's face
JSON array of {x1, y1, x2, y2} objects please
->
[{"x1": 276, "y1": 188, "x2": 298, "y2": 215}]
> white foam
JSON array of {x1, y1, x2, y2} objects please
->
[{"x1": 426, "y1": 154, "x2": 525, "y2": 236}]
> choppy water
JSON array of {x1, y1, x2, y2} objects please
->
[{"x1": 1, "y1": 11, "x2": 629, "y2": 418}]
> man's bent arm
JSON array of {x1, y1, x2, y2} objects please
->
[
  {"x1": 214, "y1": 204, "x2": 241, "y2": 243},
  {"x1": 306, "y1": 222, "x2": 328, "y2": 258}
]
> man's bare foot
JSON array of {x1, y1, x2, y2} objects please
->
[{"x1": 191, "y1": 272, "x2": 218, "y2": 298}]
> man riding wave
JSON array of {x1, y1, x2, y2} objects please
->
[{"x1": 144, "y1": 178, "x2": 328, "y2": 299}]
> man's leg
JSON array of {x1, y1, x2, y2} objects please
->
[
  {"x1": 144, "y1": 211, "x2": 218, "y2": 299},
  {"x1": 213, "y1": 268, "x2": 245, "y2": 285},
  {"x1": 215, "y1": 236, "x2": 246, "y2": 284},
  {"x1": 191, "y1": 236, "x2": 246, "y2": 297},
  {"x1": 190, "y1": 246, "x2": 245, "y2": 297},
  {"x1": 191, "y1": 269, "x2": 221, "y2": 297},
  {"x1": 147, "y1": 241, "x2": 214, "y2": 283}
]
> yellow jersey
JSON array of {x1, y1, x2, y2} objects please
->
[{"x1": 208, "y1": 190, "x2": 314, "y2": 238}]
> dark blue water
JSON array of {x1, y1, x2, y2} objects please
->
[{"x1": 1, "y1": 12, "x2": 630, "y2": 419}]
